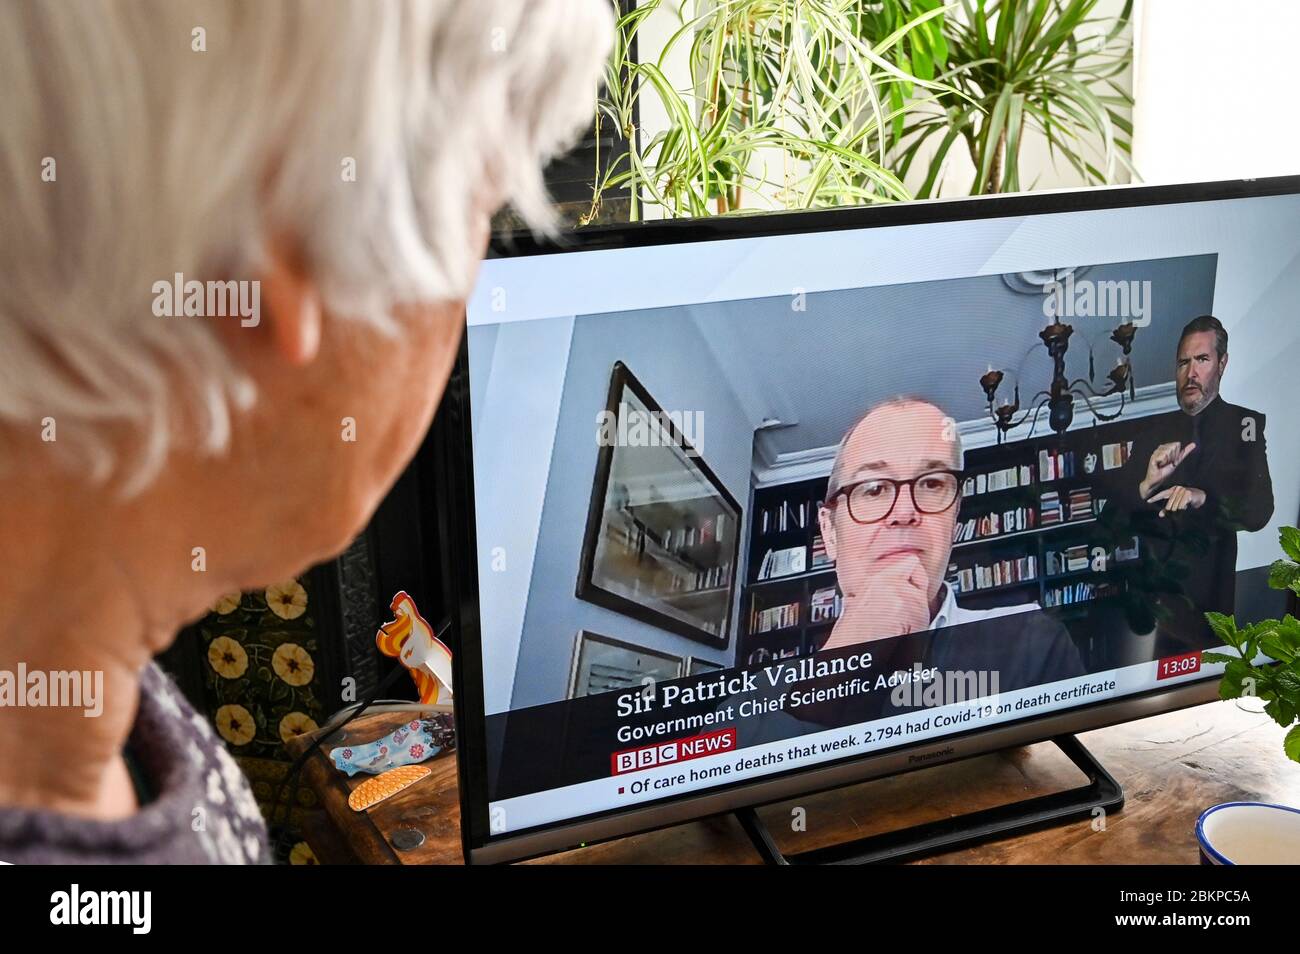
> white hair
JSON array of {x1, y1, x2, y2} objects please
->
[{"x1": 0, "y1": 0, "x2": 611, "y2": 491}]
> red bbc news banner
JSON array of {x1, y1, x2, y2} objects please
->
[
  {"x1": 1156, "y1": 651, "x2": 1202, "y2": 681},
  {"x1": 611, "y1": 727, "x2": 737, "y2": 776}
]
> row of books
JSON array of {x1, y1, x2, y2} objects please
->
[
  {"x1": 809, "y1": 586, "x2": 843, "y2": 623},
  {"x1": 948, "y1": 554, "x2": 1038, "y2": 594},
  {"x1": 751, "y1": 600, "x2": 800, "y2": 634},
  {"x1": 667, "y1": 513, "x2": 729, "y2": 548},
  {"x1": 612, "y1": 511, "x2": 729, "y2": 558},
  {"x1": 756, "y1": 545, "x2": 807, "y2": 580},
  {"x1": 1101, "y1": 441, "x2": 1135, "y2": 470},
  {"x1": 749, "y1": 588, "x2": 843, "y2": 636},
  {"x1": 1039, "y1": 488, "x2": 1094, "y2": 525},
  {"x1": 811, "y1": 534, "x2": 833, "y2": 569},
  {"x1": 1043, "y1": 582, "x2": 1097, "y2": 607},
  {"x1": 610, "y1": 518, "x2": 730, "y2": 595},
  {"x1": 1066, "y1": 488, "x2": 1095, "y2": 521},
  {"x1": 758, "y1": 499, "x2": 811, "y2": 535},
  {"x1": 961, "y1": 464, "x2": 1033, "y2": 497},
  {"x1": 1038, "y1": 448, "x2": 1082, "y2": 482},
  {"x1": 952, "y1": 506, "x2": 1036, "y2": 543},
  {"x1": 755, "y1": 539, "x2": 842, "y2": 580},
  {"x1": 1044, "y1": 537, "x2": 1141, "y2": 576},
  {"x1": 664, "y1": 562, "x2": 733, "y2": 594},
  {"x1": 1045, "y1": 544, "x2": 1093, "y2": 576},
  {"x1": 968, "y1": 441, "x2": 1137, "y2": 493}
]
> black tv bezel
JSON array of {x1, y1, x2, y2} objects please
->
[{"x1": 442, "y1": 175, "x2": 1300, "y2": 865}]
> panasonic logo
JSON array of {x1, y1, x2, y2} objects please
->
[{"x1": 908, "y1": 746, "x2": 955, "y2": 764}]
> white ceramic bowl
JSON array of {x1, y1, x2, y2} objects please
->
[{"x1": 1197, "y1": 802, "x2": 1300, "y2": 864}]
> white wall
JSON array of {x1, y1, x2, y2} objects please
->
[{"x1": 1132, "y1": 0, "x2": 1300, "y2": 183}]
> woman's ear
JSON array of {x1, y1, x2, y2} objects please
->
[{"x1": 259, "y1": 237, "x2": 322, "y2": 366}]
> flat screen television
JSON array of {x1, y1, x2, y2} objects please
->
[{"x1": 436, "y1": 177, "x2": 1300, "y2": 864}]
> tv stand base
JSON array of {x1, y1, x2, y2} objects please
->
[{"x1": 734, "y1": 734, "x2": 1123, "y2": 865}]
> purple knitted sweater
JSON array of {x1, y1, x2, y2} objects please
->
[{"x1": 0, "y1": 663, "x2": 271, "y2": 864}]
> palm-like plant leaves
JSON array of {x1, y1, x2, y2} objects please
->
[
  {"x1": 888, "y1": 0, "x2": 1136, "y2": 197},
  {"x1": 588, "y1": 0, "x2": 1134, "y2": 221}
]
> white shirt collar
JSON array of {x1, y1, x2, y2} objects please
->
[
  {"x1": 930, "y1": 580, "x2": 1042, "y2": 632},
  {"x1": 929, "y1": 581, "x2": 959, "y2": 631}
]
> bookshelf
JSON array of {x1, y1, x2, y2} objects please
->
[
  {"x1": 948, "y1": 426, "x2": 1143, "y2": 615},
  {"x1": 739, "y1": 414, "x2": 1158, "y2": 661},
  {"x1": 740, "y1": 476, "x2": 837, "y2": 665}
]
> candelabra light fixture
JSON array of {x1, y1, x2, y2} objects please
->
[{"x1": 979, "y1": 319, "x2": 1140, "y2": 443}]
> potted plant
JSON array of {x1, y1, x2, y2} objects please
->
[
  {"x1": 588, "y1": 0, "x2": 953, "y2": 220},
  {"x1": 1202, "y1": 526, "x2": 1300, "y2": 763},
  {"x1": 887, "y1": 0, "x2": 1135, "y2": 197},
  {"x1": 589, "y1": 0, "x2": 1136, "y2": 221}
]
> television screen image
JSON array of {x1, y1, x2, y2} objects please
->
[{"x1": 451, "y1": 181, "x2": 1300, "y2": 863}]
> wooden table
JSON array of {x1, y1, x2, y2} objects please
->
[{"x1": 286, "y1": 699, "x2": 1298, "y2": 865}]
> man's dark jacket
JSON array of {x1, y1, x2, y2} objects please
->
[{"x1": 1111, "y1": 395, "x2": 1273, "y2": 650}]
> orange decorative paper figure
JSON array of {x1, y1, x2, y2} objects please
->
[{"x1": 375, "y1": 591, "x2": 453, "y2": 704}]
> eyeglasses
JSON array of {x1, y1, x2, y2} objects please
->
[{"x1": 827, "y1": 470, "x2": 961, "y2": 525}]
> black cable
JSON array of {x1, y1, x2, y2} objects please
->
[{"x1": 268, "y1": 617, "x2": 453, "y2": 853}]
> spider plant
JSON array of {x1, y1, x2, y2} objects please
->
[
  {"x1": 891, "y1": 0, "x2": 1136, "y2": 197},
  {"x1": 586, "y1": 0, "x2": 953, "y2": 222}
]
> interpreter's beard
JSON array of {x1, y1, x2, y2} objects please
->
[{"x1": 1179, "y1": 378, "x2": 1217, "y2": 415}]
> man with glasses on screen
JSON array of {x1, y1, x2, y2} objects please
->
[{"x1": 816, "y1": 398, "x2": 1083, "y2": 682}]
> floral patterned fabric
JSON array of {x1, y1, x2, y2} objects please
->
[
  {"x1": 185, "y1": 576, "x2": 333, "y2": 860},
  {"x1": 330, "y1": 714, "x2": 457, "y2": 776},
  {"x1": 201, "y1": 578, "x2": 325, "y2": 757}
]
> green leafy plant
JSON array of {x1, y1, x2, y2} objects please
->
[
  {"x1": 587, "y1": 0, "x2": 953, "y2": 221},
  {"x1": 1202, "y1": 527, "x2": 1300, "y2": 763},
  {"x1": 891, "y1": 0, "x2": 1136, "y2": 196},
  {"x1": 588, "y1": 0, "x2": 1136, "y2": 222}
]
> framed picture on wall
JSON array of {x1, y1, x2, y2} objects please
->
[
  {"x1": 567, "y1": 631, "x2": 684, "y2": 699},
  {"x1": 684, "y1": 656, "x2": 724, "y2": 676},
  {"x1": 577, "y1": 362, "x2": 742, "y2": 648}
]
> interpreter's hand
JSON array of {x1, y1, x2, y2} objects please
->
[
  {"x1": 824, "y1": 554, "x2": 932, "y2": 649},
  {"x1": 1149, "y1": 484, "x2": 1206, "y2": 517},
  {"x1": 1140, "y1": 441, "x2": 1196, "y2": 500}
]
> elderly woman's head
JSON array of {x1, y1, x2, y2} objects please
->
[
  {"x1": 0, "y1": 0, "x2": 609, "y2": 624},
  {"x1": 0, "y1": 0, "x2": 610, "y2": 822}
]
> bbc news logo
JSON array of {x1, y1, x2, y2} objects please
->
[{"x1": 611, "y1": 727, "x2": 737, "y2": 775}]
